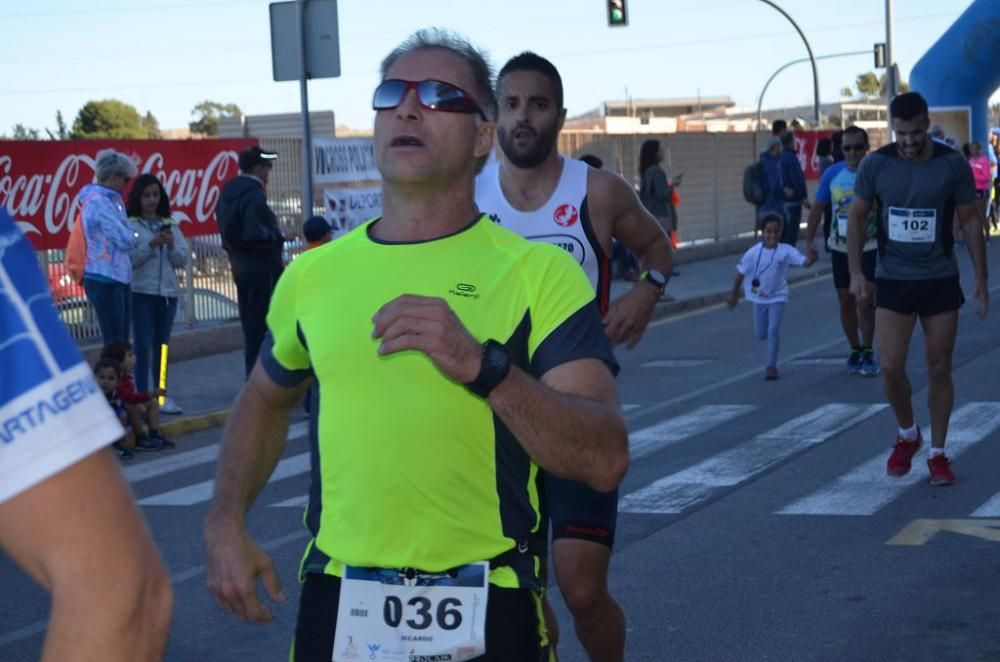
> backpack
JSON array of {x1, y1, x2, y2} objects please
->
[
  {"x1": 64, "y1": 210, "x2": 86, "y2": 284},
  {"x1": 742, "y1": 161, "x2": 766, "y2": 206}
]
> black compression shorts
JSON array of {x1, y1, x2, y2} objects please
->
[{"x1": 545, "y1": 473, "x2": 618, "y2": 549}]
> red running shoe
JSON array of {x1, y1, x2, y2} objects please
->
[
  {"x1": 927, "y1": 454, "x2": 957, "y2": 486},
  {"x1": 886, "y1": 430, "x2": 922, "y2": 476}
]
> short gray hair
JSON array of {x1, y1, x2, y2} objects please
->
[
  {"x1": 380, "y1": 28, "x2": 497, "y2": 122},
  {"x1": 94, "y1": 148, "x2": 137, "y2": 183}
]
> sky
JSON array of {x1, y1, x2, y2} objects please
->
[{"x1": 3, "y1": 0, "x2": 997, "y2": 136}]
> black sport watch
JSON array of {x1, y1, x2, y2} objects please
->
[
  {"x1": 643, "y1": 269, "x2": 667, "y2": 292},
  {"x1": 465, "y1": 340, "x2": 512, "y2": 398}
]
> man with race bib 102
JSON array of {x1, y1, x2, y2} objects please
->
[{"x1": 847, "y1": 91, "x2": 988, "y2": 486}]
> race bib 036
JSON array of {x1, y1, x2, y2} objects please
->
[{"x1": 333, "y1": 562, "x2": 489, "y2": 662}]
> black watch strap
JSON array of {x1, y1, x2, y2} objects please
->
[{"x1": 465, "y1": 340, "x2": 512, "y2": 398}]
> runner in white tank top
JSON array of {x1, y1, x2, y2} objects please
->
[
  {"x1": 476, "y1": 157, "x2": 612, "y2": 312},
  {"x1": 477, "y1": 52, "x2": 675, "y2": 662}
]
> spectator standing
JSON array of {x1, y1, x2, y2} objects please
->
[
  {"x1": 968, "y1": 141, "x2": 992, "y2": 238},
  {"x1": 638, "y1": 139, "x2": 680, "y2": 274},
  {"x1": 79, "y1": 149, "x2": 138, "y2": 345},
  {"x1": 216, "y1": 146, "x2": 283, "y2": 376},
  {"x1": 302, "y1": 215, "x2": 332, "y2": 249},
  {"x1": 760, "y1": 136, "x2": 786, "y2": 224},
  {"x1": 779, "y1": 132, "x2": 810, "y2": 246},
  {"x1": 816, "y1": 137, "x2": 835, "y2": 175},
  {"x1": 126, "y1": 173, "x2": 188, "y2": 414}
]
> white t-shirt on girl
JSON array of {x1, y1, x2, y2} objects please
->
[{"x1": 736, "y1": 242, "x2": 808, "y2": 304}]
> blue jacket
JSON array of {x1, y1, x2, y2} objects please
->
[
  {"x1": 79, "y1": 183, "x2": 137, "y2": 284},
  {"x1": 760, "y1": 152, "x2": 785, "y2": 215},
  {"x1": 780, "y1": 147, "x2": 807, "y2": 203}
]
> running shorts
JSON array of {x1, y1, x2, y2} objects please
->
[
  {"x1": 831, "y1": 250, "x2": 876, "y2": 289},
  {"x1": 546, "y1": 473, "x2": 618, "y2": 549},
  {"x1": 875, "y1": 276, "x2": 964, "y2": 317},
  {"x1": 292, "y1": 572, "x2": 550, "y2": 662}
]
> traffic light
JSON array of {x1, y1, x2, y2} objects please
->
[{"x1": 607, "y1": 0, "x2": 627, "y2": 27}]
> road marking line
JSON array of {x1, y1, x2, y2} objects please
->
[
  {"x1": 270, "y1": 495, "x2": 309, "y2": 508},
  {"x1": 124, "y1": 421, "x2": 307, "y2": 484},
  {"x1": 886, "y1": 519, "x2": 1000, "y2": 546},
  {"x1": 629, "y1": 404, "x2": 755, "y2": 461},
  {"x1": 971, "y1": 491, "x2": 1000, "y2": 517},
  {"x1": 623, "y1": 336, "x2": 845, "y2": 423},
  {"x1": 640, "y1": 359, "x2": 714, "y2": 368},
  {"x1": 620, "y1": 403, "x2": 885, "y2": 514},
  {"x1": 138, "y1": 452, "x2": 310, "y2": 506},
  {"x1": 778, "y1": 403, "x2": 1000, "y2": 516}
]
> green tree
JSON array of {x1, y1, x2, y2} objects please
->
[
  {"x1": 142, "y1": 111, "x2": 161, "y2": 138},
  {"x1": 879, "y1": 73, "x2": 909, "y2": 96},
  {"x1": 11, "y1": 124, "x2": 41, "y2": 140},
  {"x1": 45, "y1": 111, "x2": 69, "y2": 140},
  {"x1": 71, "y1": 99, "x2": 160, "y2": 139},
  {"x1": 839, "y1": 87, "x2": 853, "y2": 98},
  {"x1": 189, "y1": 100, "x2": 242, "y2": 136},
  {"x1": 855, "y1": 72, "x2": 880, "y2": 97}
]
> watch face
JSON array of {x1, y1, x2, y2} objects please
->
[{"x1": 646, "y1": 269, "x2": 667, "y2": 287}]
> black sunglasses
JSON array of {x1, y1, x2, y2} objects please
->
[
  {"x1": 841, "y1": 144, "x2": 868, "y2": 152},
  {"x1": 373, "y1": 79, "x2": 487, "y2": 120}
]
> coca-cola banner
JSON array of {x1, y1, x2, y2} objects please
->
[
  {"x1": 791, "y1": 130, "x2": 834, "y2": 181},
  {"x1": 0, "y1": 139, "x2": 255, "y2": 250}
]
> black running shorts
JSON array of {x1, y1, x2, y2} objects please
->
[
  {"x1": 546, "y1": 473, "x2": 618, "y2": 549},
  {"x1": 875, "y1": 276, "x2": 965, "y2": 317},
  {"x1": 292, "y1": 573, "x2": 550, "y2": 662},
  {"x1": 831, "y1": 250, "x2": 876, "y2": 290}
]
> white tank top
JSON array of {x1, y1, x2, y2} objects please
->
[{"x1": 475, "y1": 158, "x2": 610, "y2": 312}]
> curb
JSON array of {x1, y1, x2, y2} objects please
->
[{"x1": 160, "y1": 409, "x2": 231, "y2": 439}]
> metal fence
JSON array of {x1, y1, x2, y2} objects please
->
[{"x1": 45, "y1": 130, "x2": 888, "y2": 344}]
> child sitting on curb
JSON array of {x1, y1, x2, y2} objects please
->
[
  {"x1": 94, "y1": 358, "x2": 134, "y2": 460},
  {"x1": 101, "y1": 341, "x2": 173, "y2": 450},
  {"x1": 727, "y1": 213, "x2": 816, "y2": 380}
]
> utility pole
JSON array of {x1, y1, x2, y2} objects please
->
[{"x1": 885, "y1": 0, "x2": 896, "y2": 139}]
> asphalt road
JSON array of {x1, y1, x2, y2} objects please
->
[{"x1": 3, "y1": 247, "x2": 1000, "y2": 662}]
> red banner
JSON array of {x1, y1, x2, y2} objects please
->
[
  {"x1": 0, "y1": 139, "x2": 256, "y2": 250},
  {"x1": 791, "y1": 130, "x2": 834, "y2": 181}
]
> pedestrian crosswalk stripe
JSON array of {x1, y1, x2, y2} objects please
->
[
  {"x1": 778, "y1": 403, "x2": 1000, "y2": 516},
  {"x1": 971, "y1": 492, "x2": 1000, "y2": 518},
  {"x1": 620, "y1": 403, "x2": 886, "y2": 514},
  {"x1": 629, "y1": 404, "x2": 756, "y2": 460},
  {"x1": 137, "y1": 451, "x2": 310, "y2": 506},
  {"x1": 270, "y1": 495, "x2": 309, "y2": 508},
  {"x1": 124, "y1": 420, "x2": 308, "y2": 485}
]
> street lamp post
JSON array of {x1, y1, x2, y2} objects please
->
[
  {"x1": 753, "y1": 50, "x2": 869, "y2": 157},
  {"x1": 756, "y1": 0, "x2": 820, "y2": 128}
]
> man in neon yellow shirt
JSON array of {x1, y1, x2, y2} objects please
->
[{"x1": 204, "y1": 29, "x2": 628, "y2": 662}]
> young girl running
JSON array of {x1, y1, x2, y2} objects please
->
[{"x1": 728, "y1": 213, "x2": 816, "y2": 380}]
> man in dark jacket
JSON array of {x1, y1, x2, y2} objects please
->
[
  {"x1": 779, "y1": 131, "x2": 810, "y2": 246},
  {"x1": 216, "y1": 146, "x2": 283, "y2": 376}
]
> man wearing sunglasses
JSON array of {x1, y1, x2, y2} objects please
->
[
  {"x1": 805, "y1": 126, "x2": 879, "y2": 377},
  {"x1": 205, "y1": 29, "x2": 628, "y2": 662},
  {"x1": 847, "y1": 91, "x2": 988, "y2": 487},
  {"x1": 475, "y1": 51, "x2": 672, "y2": 662}
]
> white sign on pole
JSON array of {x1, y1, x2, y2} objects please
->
[
  {"x1": 269, "y1": 0, "x2": 341, "y2": 81},
  {"x1": 323, "y1": 187, "x2": 382, "y2": 237},
  {"x1": 313, "y1": 138, "x2": 380, "y2": 185}
]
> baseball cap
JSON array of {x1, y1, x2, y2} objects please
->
[
  {"x1": 303, "y1": 215, "x2": 332, "y2": 243},
  {"x1": 238, "y1": 146, "x2": 279, "y2": 171}
]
